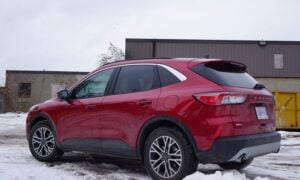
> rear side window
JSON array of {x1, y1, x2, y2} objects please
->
[
  {"x1": 113, "y1": 65, "x2": 158, "y2": 94},
  {"x1": 157, "y1": 66, "x2": 180, "y2": 87},
  {"x1": 190, "y1": 61, "x2": 258, "y2": 89}
]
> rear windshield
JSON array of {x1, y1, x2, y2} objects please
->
[{"x1": 190, "y1": 61, "x2": 258, "y2": 89}]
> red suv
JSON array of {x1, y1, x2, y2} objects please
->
[{"x1": 26, "y1": 58, "x2": 281, "y2": 180}]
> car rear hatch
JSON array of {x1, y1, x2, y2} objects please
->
[{"x1": 190, "y1": 60, "x2": 276, "y2": 136}]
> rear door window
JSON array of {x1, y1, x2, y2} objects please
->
[
  {"x1": 113, "y1": 65, "x2": 159, "y2": 94},
  {"x1": 190, "y1": 61, "x2": 258, "y2": 89}
]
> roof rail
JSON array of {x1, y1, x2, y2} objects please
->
[
  {"x1": 101, "y1": 57, "x2": 172, "y2": 66},
  {"x1": 125, "y1": 57, "x2": 171, "y2": 61},
  {"x1": 102, "y1": 60, "x2": 125, "y2": 66}
]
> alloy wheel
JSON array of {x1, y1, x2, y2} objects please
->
[
  {"x1": 32, "y1": 127, "x2": 55, "y2": 157},
  {"x1": 149, "y1": 136, "x2": 183, "y2": 178}
]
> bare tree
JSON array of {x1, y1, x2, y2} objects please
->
[{"x1": 98, "y1": 42, "x2": 125, "y2": 66}]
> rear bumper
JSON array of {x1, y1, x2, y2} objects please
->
[{"x1": 196, "y1": 131, "x2": 281, "y2": 163}]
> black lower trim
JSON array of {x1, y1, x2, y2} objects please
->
[
  {"x1": 61, "y1": 139, "x2": 138, "y2": 159},
  {"x1": 196, "y1": 131, "x2": 281, "y2": 163}
]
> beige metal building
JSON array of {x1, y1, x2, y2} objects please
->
[{"x1": 0, "y1": 70, "x2": 88, "y2": 112}]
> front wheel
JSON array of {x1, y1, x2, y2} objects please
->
[
  {"x1": 218, "y1": 158, "x2": 253, "y2": 170},
  {"x1": 29, "y1": 121, "x2": 63, "y2": 161},
  {"x1": 144, "y1": 127, "x2": 198, "y2": 180}
]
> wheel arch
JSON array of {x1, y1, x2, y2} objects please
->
[
  {"x1": 28, "y1": 113, "x2": 59, "y2": 141},
  {"x1": 136, "y1": 115, "x2": 198, "y2": 160},
  {"x1": 29, "y1": 113, "x2": 55, "y2": 131}
]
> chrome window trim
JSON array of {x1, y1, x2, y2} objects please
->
[
  {"x1": 157, "y1": 64, "x2": 187, "y2": 81},
  {"x1": 100, "y1": 63, "x2": 187, "y2": 81},
  {"x1": 70, "y1": 63, "x2": 187, "y2": 91}
]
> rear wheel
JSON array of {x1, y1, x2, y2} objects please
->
[
  {"x1": 144, "y1": 127, "x2": 198, "y2": 180},
  {"x1": 29, "y1": 121, "x2": 63, "y2": 161},
  {"x1": 218, "y1": 158, "x2": 253, "y2": 170}
]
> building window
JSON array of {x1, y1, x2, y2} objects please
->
[
  {"x1": 18, "y1": 83, "x2": 31, "y2": 98},
  {"x1": 274, "y1": 54, "x2": 283, "y2": 69}
]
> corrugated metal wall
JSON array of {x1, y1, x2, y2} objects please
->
[
  {"x1": 126, "y1": 39, "x2": 300, "y2": 78},
  {"x1": 126, "y1": 41, "x2": 153, "y2": 59}
]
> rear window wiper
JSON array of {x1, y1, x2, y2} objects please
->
[{"x1": 253, "y1": 83, "x2": 265, "y2": 90}]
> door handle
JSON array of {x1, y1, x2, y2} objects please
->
[
  {"x1": 85, "y1": 105, "x2": 96, "y2": 110},
  {"x1": 136, "y1": 99, "x2": 152, "y2": 107}
]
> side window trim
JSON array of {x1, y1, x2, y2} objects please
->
[
  {"x1": 157, "y1": 64, "x2": 187, "y2": 81},
  {"x1": 106, "y1": 67, "x2": 121, "y2": 96},
  {"x1": 154, "y1": 65, "x2": 162, "y2": 88},
  {"x1": 103, "y1": 67, "x2": 119, "y2": 96}
]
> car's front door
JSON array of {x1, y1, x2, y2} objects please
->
[{"x1": 56, "y1": 68, "x2": 115, "y2": 151}]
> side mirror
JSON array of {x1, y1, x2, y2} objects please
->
[{"x1": 57, "y1": 89, "x2": 70, "y2": 100}]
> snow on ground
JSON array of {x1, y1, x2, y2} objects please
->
[{"x1": 0, "y1": 113, "x2": 299, "y2": 180}]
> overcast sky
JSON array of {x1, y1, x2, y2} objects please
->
[{"x1": 1, "y1": 0, "x2": 300, "y2": 85}]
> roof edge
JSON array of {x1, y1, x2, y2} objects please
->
[
  {"x1": 126, "y1": 38, "x2": 300, "y2": 45},
  {"x1": 6, "y1": 70, "x2": 89, "y2": 75}
]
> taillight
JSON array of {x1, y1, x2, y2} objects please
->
[{"x1": 193, "y1": 92, "x2": 247, "y2": 105}]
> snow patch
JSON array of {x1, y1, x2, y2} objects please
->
[
  {"x1": 185, "y1": 171, "x2": 248, "y2": 180},
  {"x1": 0, "y1": 113, "x2": 299, "y2": 180}
]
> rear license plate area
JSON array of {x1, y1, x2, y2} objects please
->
[{"x1": 255, "y1": 106, "x2": 268, "y2": 120}]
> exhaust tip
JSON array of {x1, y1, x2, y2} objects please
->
[{"x1": 239, "y1": 154, "x2": 247, "y2": 161}]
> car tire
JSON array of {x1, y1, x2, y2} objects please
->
[
  {"x1": 144, "y1": 127, "x2": 198, "y2": 180},
  {"x1": 218, "y1": 158, "x2": 253, "y2": 170},
  {"x1": 29, "y1": 120, "x2": 63, "y2": 161}
]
